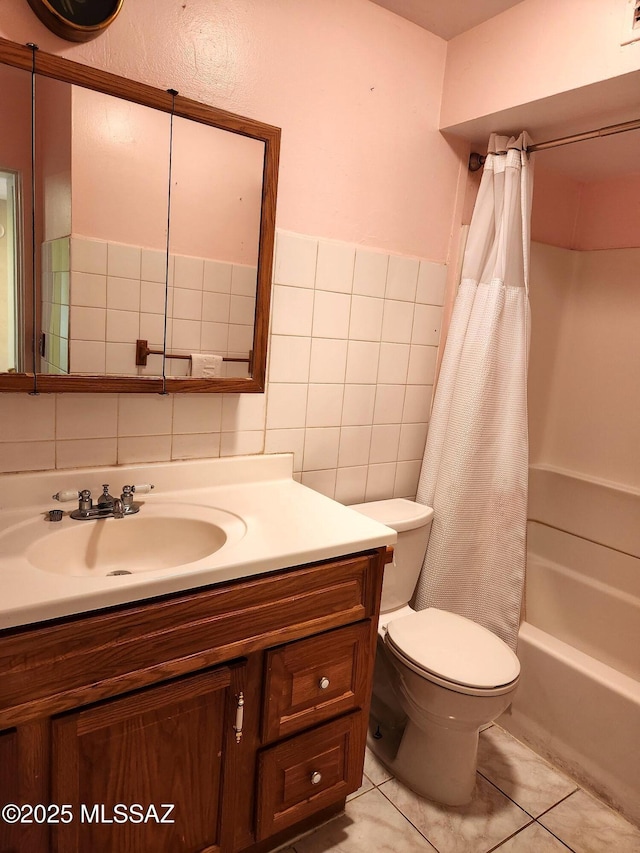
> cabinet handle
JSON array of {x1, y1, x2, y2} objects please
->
[
  {"x1": 310, "y1": 771, "x2": 322, "y2": 785},
  {"x1": 233, "y1": 692, "x2": 244, "y2": 744},
  {"x1": 318, "y1": 676, "x2": 330, "y2": 690}
]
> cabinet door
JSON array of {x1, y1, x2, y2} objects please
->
[
  {"x1": 0, "y1": 723, "x2": 50, "y2": 853},
  {"x1": 0, "y1": 728, "x2": 20, "y2": 853},
  {"x1": 51, "y1": 665, "x2": 242, "y2": 853}
]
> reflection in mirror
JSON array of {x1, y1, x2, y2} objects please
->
[
  {"x1": 37, "y1": 81, "x2": 171, "y2": 377},
  {"x1": 0, "y1": 36, "x2": 280, "y2": 393},
  {"x1": 0, "y1": 63, "x2": 32, "y2": 375},
  {"x1": 165, "y1": 118, "x2": 264, "y2": 379},
  {"x1": 0, "y1": 171, "x2": 21, "y2": 372}
]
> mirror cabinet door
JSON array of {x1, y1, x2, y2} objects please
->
[
  {"x1": 36, "y1": 81, "x2": 171, "y2": 378},
  {"x1": 0, "y1": 37, "x2": 279, "y2": 393},
  {"x1": 166, "y1": 117, "x2": 264, "y2": 381},
  {"x1": 0, "y1": 63, "x2": 34, "y2": 377}
]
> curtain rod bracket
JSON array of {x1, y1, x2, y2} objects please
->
[{"x1": 468, "y1": 152, "x2": 486, "y2": 172}]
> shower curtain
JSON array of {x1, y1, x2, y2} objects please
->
[{"x1": 414, "y1": 133, "x2": 533, "y2": 651}]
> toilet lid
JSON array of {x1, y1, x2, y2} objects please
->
[
  {"x1": 385, "y1": 608, "x2": 520, "y2": 689},
  {"x1": 350, "y1": 499, "x2": 433, "y2": 532}
]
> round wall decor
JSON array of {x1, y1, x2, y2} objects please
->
[{"x1": 26, "y1": 0, "x2": 124, "y2": 42}]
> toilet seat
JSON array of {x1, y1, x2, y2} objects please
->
[{"x1": 385, "y1": 607, "x2": 520, "y2": 697}]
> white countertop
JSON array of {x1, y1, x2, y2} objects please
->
[{"x1": 0, "y1": 454, "x2": 396, "y2": 630}]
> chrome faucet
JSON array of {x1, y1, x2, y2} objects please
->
[
  {"x1": 52, "y1": 483, "x2": 154, "y2": 520},
  {"x1": 111, "y1": 497, "x2": 125, "y2": 519}
]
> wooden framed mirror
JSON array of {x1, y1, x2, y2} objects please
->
[{"x1": 0, "y1": 37, "x2": 280, "y2": 394}]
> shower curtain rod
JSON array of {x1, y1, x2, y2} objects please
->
[{"x1": 468, "y1": 116, "x2": 640, "y2": 170}]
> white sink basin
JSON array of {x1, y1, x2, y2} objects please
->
[
  {"x1": 2, "y1": 504, "x2": 247, "y2": 578},
  {"x1": 0, "y1": 455, "x2": 397, "y2": 630}
]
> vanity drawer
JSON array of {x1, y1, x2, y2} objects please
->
[
  {"x1": 262, "y1": 621, "x2": 371, "y2": 742},
  {"x1": 256, "y1": 711, "x2": 365, "y2": 840}
]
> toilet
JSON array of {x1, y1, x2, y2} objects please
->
[{"x1": 351, "y1": 498, "x2": 520, "y2": 806}]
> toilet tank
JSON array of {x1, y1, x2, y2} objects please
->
[{"x1": 350, "y1": 499, "x2": 433, "y2": 613}]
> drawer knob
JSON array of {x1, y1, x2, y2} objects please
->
[
  {"x1": 310, "y1": 771, "x2": 322, "y2": 785},
  {"x1": 318, "y1": 676, "x2": 330, "y2": 690}
]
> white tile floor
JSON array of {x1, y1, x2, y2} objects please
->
[{"x1": 277, "y1": 724, "x2": 640, "y2": 853}]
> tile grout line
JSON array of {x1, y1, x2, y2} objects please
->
[
  {"x1": 474, "y1": 748, "x2": 582, "y2": 852},
  {"x1": 475, "y1": 768, "x2": 539, "y2": 819},
  {"x1": 373, "y1": 762, "x2": 577, "y2": 853},
  {"x1": 375, "y1": 779, "x2": 441, "y2": 853},
  {"x1": 530, "y1": 819, "x2": 578, "y2": 853},
  {"x1": 484, "y1": 817, "x2": 535, "y2": 853},
  {"x1": 534, "y1": 788, "x2": 579, "y2": 821}
]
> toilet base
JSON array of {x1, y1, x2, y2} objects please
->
[
  {"x1": 368, "y1": 714, "x2": 479, "y2": 806},
  {"x1": 394, "y1": 718, "x2": 479, "y2": 805}
]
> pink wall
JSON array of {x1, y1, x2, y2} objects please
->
[
  {"x1": 462, "y1": 162, "x2": 585, "y2": 248},
  {"x1": 64, "y1": 92, "x2": 267, "y2": 265},
  {"x1": 0, "y1": 61, "x2": 34, "y2": 370},
  {"x1": 441, "y1": 0, "x2": 640, "y2": 130},
  {"x1": 71, "y1": 87, "x2": 170, "y2": 251},
  {"x1": 530, "y1": 168, "x2": 640, "y2": 251},
  {"x1": 575, "y1": 174, "x2": 640, "y2": 250},
  {"x1": 69, "y1": 88, "x2": 264, "y2": 263},
  {"x1": 0, "y1": 63, "x2": 33, "y2": 251},
  {"x1": 36, "y1": 77, "x2": 71, "y2": 242},
  {"x1": 0, "y1": 0, "x2": 464, "y2": 263},
  {"x1": 0, "y1": 64, "x2": 32, "y2": 177},
  {"x1": 530, "y1": 168, "x2": 582, "y2": 249},
  {"x1": 462, "y1": 164, "x2": 584, "y2": 248},
  {"x1": 464, "y1": 164, "x2": 640, "y2": 252},
  {"x1": 170, "y1": 118, "x2": 263, "y2": 265}
]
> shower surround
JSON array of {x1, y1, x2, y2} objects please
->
[{"x1": 502, "y1": 241, "x2": 640, "y2": 826}]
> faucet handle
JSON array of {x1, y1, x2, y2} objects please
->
[
  {"x1": 52, "y1": 489, "x2": 80, "y2": 502},
  {"x1": 120, "y1": 483, "x2": 154, "y2": 498},
  {"x1": 121, "y1": 483, "x2": 154, "y2": 509},
  {"x1": 130, "y1": 483, "x2": 155, "y2": 494},
  {"x1": 98, "y1": 484, "x2": 115, "y2": 506}
]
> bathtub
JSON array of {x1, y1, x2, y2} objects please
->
[{"x1": 499, "y1": 466, "x2": 640, "y2": 827}]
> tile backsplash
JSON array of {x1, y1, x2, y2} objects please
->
[
  {"x1": 1, "y1": 230, "x2": 446, "y2": 505},
  {"x1": 41, "y1": 236, "x2": 256, "y2": 378}
]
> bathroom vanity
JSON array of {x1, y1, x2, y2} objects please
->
[{"x1": 0, "y1": 455, "x2": 395, "y2": 853}]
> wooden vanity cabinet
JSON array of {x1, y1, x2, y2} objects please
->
[
  {"x1": 51, "y1": 665, "x2": 242, "y2": 853},
  {"x1": 0, "y1": 548, "x2": 386, "y2": 853}
]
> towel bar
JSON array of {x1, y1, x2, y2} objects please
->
[{"x1": 135, "y1": 339, "x2": 252, "y2": 370}]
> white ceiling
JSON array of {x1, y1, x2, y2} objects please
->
[{"x1": 370, "y1": 0, "x2": 526, "y2": 40}]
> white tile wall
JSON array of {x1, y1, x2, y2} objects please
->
[
  {"x1": 309, "y1": 338, "x2": 348, "y2": 383},
  {"x1": 41, "y1": 238, "x2": 71, "y2": 374},
  {"x1": 273, "y1": 232, "x2": 317, "y2": 288},
  {"x1": 262, "y1": 231, "x2": 444, "y2": 502},
  {"x1": 342, "y1": 385, "x2": 376, "y2": 427},
  {"x1": 68, "y1": 237, "x2": 256, "y2": 377},
  {"x1": 141, "y1": 249, "x2": 166, "y2": 284},
  {"x1": 353, "y1": 249, "x2": 388, "y2": 297},
  {"x1": 2, "y1": 231, "x2": 446, "y2": 502},
  {"x1": 204, "y1": 260, "x2": 232, "y2": 293},
  {"x1": 315, "y1": 241, "x2": 355, "y2": 293}
]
